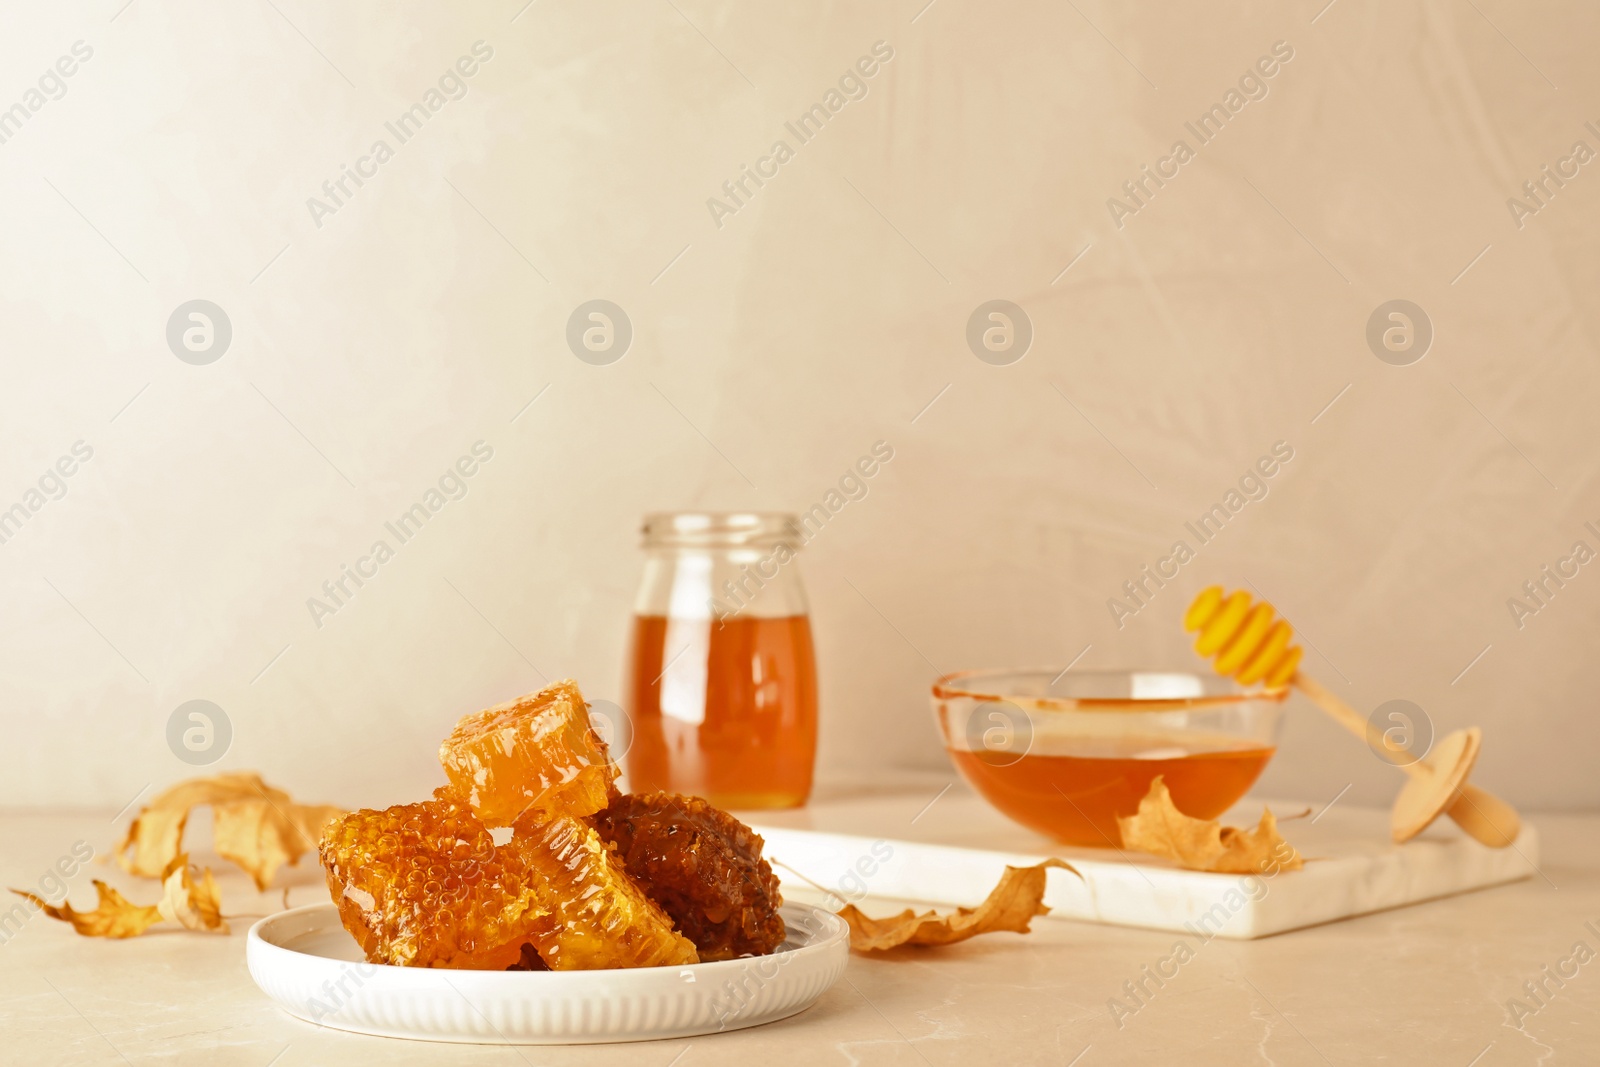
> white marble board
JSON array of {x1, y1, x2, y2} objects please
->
[{"x1": 742, "y1": 788, "x2": 1540, "y2": 940}]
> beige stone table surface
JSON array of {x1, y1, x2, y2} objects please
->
[{"x1": 0, "y1": 797, "x2": 1595, "y2": 1067}]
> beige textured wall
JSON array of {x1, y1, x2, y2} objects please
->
[{"x1": 2, "y1": 1, "x2": 1597, "y2": 813}]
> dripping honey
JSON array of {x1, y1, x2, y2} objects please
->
[
  {"x1": 948, "y1": 734, "x2": 1274, "y2": 848},
  {"x1": 626, "y1": 614, "x2": 818, "y2": 809}
]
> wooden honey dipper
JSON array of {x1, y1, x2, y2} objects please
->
[{"x1": 1183, "y1": 586, "x2": 1520, "y2": 848}]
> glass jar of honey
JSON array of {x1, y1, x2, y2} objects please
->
[{"x1": 624, "y1": 512, "x2": 818, "y2": 808}]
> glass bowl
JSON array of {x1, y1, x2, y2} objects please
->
[{"x1": 932, "y1": 668, "x2": 1287, "y2": 848}]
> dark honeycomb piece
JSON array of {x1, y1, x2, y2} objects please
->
[{"x1": 592, "y1": 791, "x2": 786, "y2": 961}]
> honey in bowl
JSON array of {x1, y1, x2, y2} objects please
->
[
  {"x1": 947, "y1": 733, "x2": 1276, "y2": 848},
  {"x1": 933, "y1": 669, "x2": 1285, "y2": 848}
]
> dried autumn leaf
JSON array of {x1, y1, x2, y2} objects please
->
[
  {"x1": 12, "y1": 881, "x2": 162, "y2": 939},
  {"x1": 12, "y1": 853, "x2": 230, "y2": 939},
  {"x1": 837, "y1": 859, "x2": 1077, "y2": 952},
  {"x1": 1116, "y1": 776, "x2": 1304, "y2": 874},
  {"x1": 155, "y1": 854, "x2": 228, "y2": 933},
  {"x1": 115, "y1": 772, "x2": 343, "y2": 891}
]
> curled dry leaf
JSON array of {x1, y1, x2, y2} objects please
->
[
  {"x1": 12, "y1": 853, "x2": 228, "y2": 938},
  {"x1": 115, "y1": 772, "x2": 343, "y2": 891},
  {"x1": 156, "y1": 855, "x2": 228, "y2": 933},
  {"x1": 837, "y1": 859, "x2": 1077, "y2": 952},
  {"x1": 1116, "y1": 776, "x2": 1304, "y2": 874}
]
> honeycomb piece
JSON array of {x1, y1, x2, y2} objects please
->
[
  {"x1": 318, "y1": 796, "x2": 543, "y2": 969},
  {"x1": 439, "y1": 679, "x2": 618, "y2": 827},
  {"x1": 504, "y1": 814, "x2": 699, "y2": 970},
  {"x1": 592, "y1": 792, "x2": 786, "y2": 961}
]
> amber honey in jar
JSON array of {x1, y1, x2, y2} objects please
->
[{"x1": 625, "y1": 513, "x2": 818, "y2": 808}]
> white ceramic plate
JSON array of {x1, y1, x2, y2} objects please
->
[{"x1": 247, "y1": 902, "x2": 849, "y2": 1044}]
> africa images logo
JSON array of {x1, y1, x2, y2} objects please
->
[
  {"x1": 0, "y1": 40, "x2": 93, "y2": 149},
  {"x1": 1105, "y1": 40, "x2": 1294, "y2": 228},
  {"x1": 306, "y1": 442, "x2": 494, "y2": 628},
  {"x1": 305, "y1": 41, "x2": 495, "y2": 229}
]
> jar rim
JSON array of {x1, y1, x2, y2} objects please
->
[{"x1": 641, "y1": 511, "x2": 803, "y2": 548}]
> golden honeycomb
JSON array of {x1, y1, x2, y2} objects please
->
[
  {"x1": 320, "y1": 679, "x2": 780, "y2": 971},
  {"x1": 506, "y1": 813, "x2": 699, "y2": 970},
  {"x1": 318, "y1": 795, "x2": 543, "y2": 969},
  {"x1": 438, "y1": 679, "x2": 618, "y2": 827}
]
